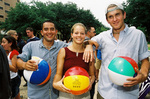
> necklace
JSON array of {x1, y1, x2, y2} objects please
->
[
  {"x1": 44, "y1": 46, "x2": 51, "y2": 49},
  {"x1": 113, "y1": 32, "x2": 120, "y2": 34},
  {"x1": 76, "y1": 52, "x2": 78, "y2": 57}
]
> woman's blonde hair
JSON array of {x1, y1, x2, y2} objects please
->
[
  {"x1": 6, "y1": 30, "x2": 17, "y2": 36},
  {"x1": 71, "y1": 23, "x2": 87, "y2": 33}
]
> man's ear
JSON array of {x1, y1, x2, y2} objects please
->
[
  {"x1": 123, "y1": 11, "x2": 126, "y2": 19},
  {"x1": 56, "y1": 30, "x2": 58, "y2": 35},
  {"x1": 41, "y1": 30, "x2": 43, "y2": 36}
]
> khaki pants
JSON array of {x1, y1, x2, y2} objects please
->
[
  {"x1": 97, "y1": 92, "x2": 104, "y2": 99},
  {"x1": 57, "y1": 91, "x2": 90, "y2": 99},
  {"x1": 95, "y1": 58, "x2": 101, "y2": 70}
]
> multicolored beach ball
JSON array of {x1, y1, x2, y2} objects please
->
[
  {"x1": 23, "y1": 56, "x2": 51, "y2": 85},
  {"x1": 108, "y1": 56, "x2": 138, "y2": 86},
  {"x1": 63, "y1": 66, "x2": 90, "y2": 95}
]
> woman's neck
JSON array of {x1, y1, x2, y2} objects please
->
[
  {"x1": 5, "y1": 48, "x2": 12, "y2": 55},
  {"x1": 71, "y1": 42, "x2": 84, "y2": 52}
]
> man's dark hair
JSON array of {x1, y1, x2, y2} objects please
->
[
  {"x1": 41, "y1": 20, "x2": 57, "y2": 30},
  {"x1": 86, "y1": 26, "x2": 91, "y2": 32},
  {"x1": 26, "y1": 27, "x2": 34, "y2": 32}
]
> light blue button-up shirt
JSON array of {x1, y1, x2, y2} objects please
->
[
  {"x1": 18, "y1": 38, "x2": 67, "y2": 99},
  {"x1": 91, "y1": 24, "x2": 150, "y2": 99}
]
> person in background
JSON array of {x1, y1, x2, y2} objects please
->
[
  {"x1": 53, "y1": 23, "x2": 95, "y2": 99},
  {"x1": 7, "y1": 30, "x2": 26, "y2": 88},
  {"x1": 95, "y1": 49, "x2": 102, "y2": 82},
  {"x1": 26, "y1": 27, "x2": 40, "y2": 43},
  {"x1": 91, "y1": 3, "x2": 150, "y2": 99},
  {"x1": 1, "y1": 35, "x2": 21, "y2": 99},
  {"x1": 17, "y1": 20, "x2": 95, "y2": 99},
  {"x1": 7, "y1": 30, "x2": 18, "y2": 41},
  {"x1": 17, "y1": 33, "x2": 26, "y2": 54},
  {"x1": 85, "y1": 26, "x2": 97, "y2": 99},
  {"x1": 85, "y1": 26, "x2": 96, "y2": 40},
  {"x1": 6, "y1": 30, "x2": 26, "y2": 53},
  {"x1": 23, "y1": 27, "x2": 40, "y2": 87},
  {"x1": 0, "y1": 45, "x2": 11, "y2": 99}
]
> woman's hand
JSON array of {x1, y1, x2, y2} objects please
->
[{"x1": 53, "y1": 76, "x2": 71, "y2": 93}]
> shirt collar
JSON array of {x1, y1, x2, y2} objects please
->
[
  {"x1": 39, "y1": 38, "x2": 57, "y2": 49},
  {"x1": 109, "y1": 23, "x2": 129, "y2": 36}
]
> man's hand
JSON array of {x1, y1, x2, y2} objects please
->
[
  {"x1": 123, "y1": 69, "x2": 148, "y2": 87},
  {"x1": 83, "y1": 45, "x2": 94, "y2": 63},
  {"x1": 23, "y1": 60, "x2": 38, "y2": 71}
]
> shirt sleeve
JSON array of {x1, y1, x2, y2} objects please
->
[
  {"x1": 17, "y1": 43, "x2": 32, "y2": 62},
  {"x1": 138, "y1": 31, "x2": 150, "y2": 61},
  {"x1": 91, "y1": 33, "x2": 102, "y2": 50},
  {"x1": 10, "y1": 50, "x2": 19, "y2": 60}
]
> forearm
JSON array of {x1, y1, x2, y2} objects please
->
[
  {"x1": 16, "y1": 58, "x2": 26, "y2": 70},
  {"x1": 9, "y1": 64, "x2": 18, "y2": 72},
  {"x1": 53, "y1": 74, "x2": 62, "y2": 88},
  {"x1": 140, "y1": 58, "x2": 150, "y2": 79},
  {"x1": 89, "y1": 62, "x2": 96, "y2": 84},
  {"x1": 83, "y1": 40, "x2": 99, "y2": 49},
  {"x1": 90, "y1": 75, "x2": 95, "y2": 85}
]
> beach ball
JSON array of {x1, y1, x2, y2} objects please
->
[
  {"x1": 23, "y1": 56, "x2": 51, "y2": 85},
  {"x1": 108, "y1": 56, "x2": 138, "y2": 86},
  {"x1": 63, "y1": 66, "x2": 90, "y2": 95}
]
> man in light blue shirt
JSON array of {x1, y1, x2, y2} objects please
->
[
  {"x1": 17, "y1": 20, "x2": 94, "y2": 99},
  {"x1": 91, "y1": 3, "x2": 150, "y2": 99}
]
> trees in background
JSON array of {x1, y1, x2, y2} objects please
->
[
  {"x1": 123, "y1": 0, "x2": 150, "y2": 42},
  {"x1": 0, "y1": 1, "x2": 107, "y2": 41}
]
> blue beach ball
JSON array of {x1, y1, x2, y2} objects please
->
[{"x1": 23, "y1": 56, "x2": 51, "y2": 85}]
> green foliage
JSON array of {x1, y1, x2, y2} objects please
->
[
  {"x1": 0, "y1": 1, "x2": 107, "y2": 40},
  {"x1": 123, "y1": 0, "x2": 150, "y2": 42}
]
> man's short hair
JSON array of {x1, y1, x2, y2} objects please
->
[
  {"x1": 86, "y1": 26, "x2": 91, "y2": 32},
  {"x1": 26, "y1": 27, "x2": 33, "y2": 32},
  {"x1": 6, "y1": 30, "x2": 17, "y2": 36},
  {"x1": 41, "y1": 20, "x2": 57, "y2": 30}
]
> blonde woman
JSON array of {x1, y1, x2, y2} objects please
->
[{"x1": 53, "y1": 23, "x2": 95, "y2": 99}]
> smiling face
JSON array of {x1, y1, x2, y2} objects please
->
[
  {"x1": 1, "y1": 38, "x2": 11, "y2": 51},
  {"x1": 71, "y1": 24, "x2": 86, "y2": 44},
  {"x1": 106, "y1": 7, "x2": 126, "y2": 32},
  {"x1": 41, "y1": 22, "x2": 57, "y2": 43}
]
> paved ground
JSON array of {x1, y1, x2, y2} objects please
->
[{"x1": 20, "y1": 77, "x2": 27, "y2": 99}]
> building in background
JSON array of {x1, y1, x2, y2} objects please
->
[{"x1": 0, "y1": 0, "x2": 20, "y2": 22}]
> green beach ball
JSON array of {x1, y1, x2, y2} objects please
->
[{"x1": 108, "y1": 56, "x2": 138, "y2": 86}]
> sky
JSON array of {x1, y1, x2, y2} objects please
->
[{"x1": 21, "y1": 0, "x2": 127, "y2": 27}]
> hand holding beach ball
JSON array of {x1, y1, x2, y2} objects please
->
[
  {"x1": 23, "y1": 56, "x2": 51, "y2": 85},
  {"x1": 108, "y1": 56, "x2": 138, "y2": 86},
  {"x1": 63, "y1": 66, "x2": 90, "y2": 95}
]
